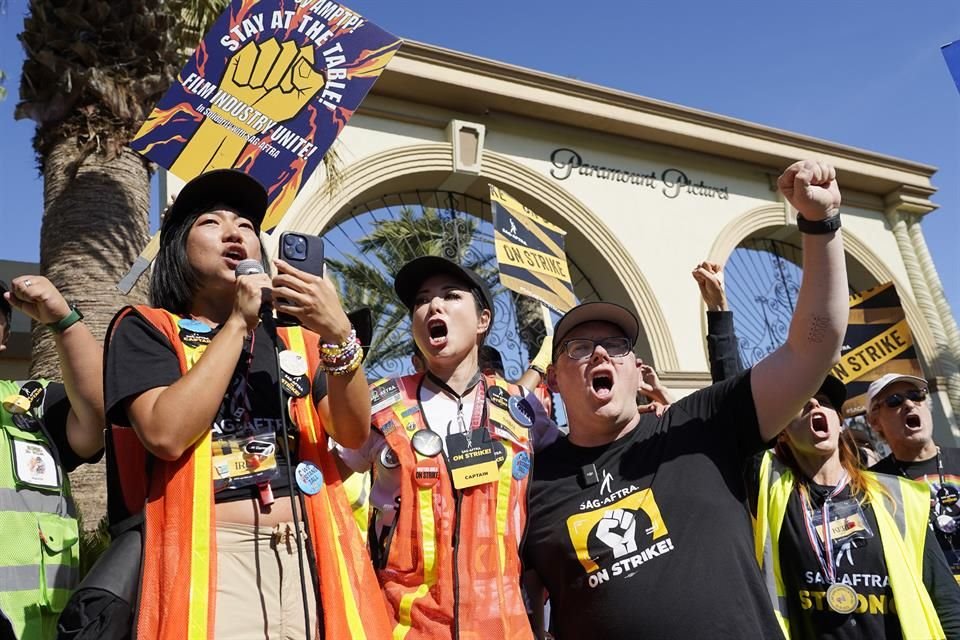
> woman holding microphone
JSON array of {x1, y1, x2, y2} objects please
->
[{"x1": 103, "y1": 170, "x2": 390, "y2": 640}]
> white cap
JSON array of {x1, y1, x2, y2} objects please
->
[{"x1": 866, "y1": 373, "x2": 928, "y2": 410}]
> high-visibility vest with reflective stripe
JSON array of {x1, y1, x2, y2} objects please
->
[
  {"x1": 0, "y1": 378, "x2": 80, "y2": 640},
  {"x1": 370, "y1": 373, "x2": 534, "y2": 640},
  {"x1": 754, "y1": 451, "x2": 944, "y2": 640},
  {"x1": 106, "y1": 306, "x2": 393, "y2": 640}
]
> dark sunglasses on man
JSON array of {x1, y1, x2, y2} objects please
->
[{"x1": 879, "y1": 387, "x2": 928, "y2": 409}]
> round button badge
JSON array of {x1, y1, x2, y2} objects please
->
[
  {"x1": 508, "y1": 396, "x2": 534, "y2": 428},
  {"x1": 411, "y1": 429, "x2": 443, "y2": 458},
  {"x1": 492, "y1": 441, "x2": 507, "y2": 467},
  {"x1": 178, "y1": 318, "x2": 212, "y2": 334},
  {"x1": 295, "y1": 461, "x2": 324, "y2": 495},
  {"x1": 487, "y1": 386, "x2": 510, "y2": 410},
  {"x1": 279, "y1": 350, "x2": 308, "y2": 377},
  {"x1": 379, "y1": 446, "x2": 401, "y2": 469},
  {"x1": 414, "y1": 459, "x2": 442, "y2": 488},
  {"x1": 512, "y1": 451, "x2": 531, "y2": 480}
]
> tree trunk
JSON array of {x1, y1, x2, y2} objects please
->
[{"x1": 31, "y1": 142, "x2": 151, "y2": 528}]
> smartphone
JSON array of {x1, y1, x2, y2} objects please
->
[{"x1": 277, "y1": 232, "x2": 325, "y2": 326}]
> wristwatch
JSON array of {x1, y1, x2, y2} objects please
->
[
  {"x1": 47, "y1": 304, "x2": 84, "y2": 334},
  {"x1": 796, "y1": 212, "x2": 842, "y2": 234}
]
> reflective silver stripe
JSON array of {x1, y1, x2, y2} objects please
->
[
  {"x1": 874, "y1": 473, "x2": 907, "y2": 538},
  {"x1": 0, "y1": 563, "x2": 78, "y2": 592},
  {"x1": 0, "y1": 487, "x2": 75, "y2": 517}
]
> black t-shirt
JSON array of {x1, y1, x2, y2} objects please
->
[
  {"x1": 873, "y1": 448, "x2": 960, "y2": 583},
  {"x1": 779, "y1": 481, "x2": 900, "y2": 639},
  {"x1": 745, "y1": 460, "x2": 960, "y2": 640},
  {"x1": 105, "y1": 313, "x2": 326, "y2": 503},
  {"x1": 523, "y1": 369, "x2": 781, "y2": 639},
  {"x1": 42, "y1": 381, "x2": 103, "y2": 472}
]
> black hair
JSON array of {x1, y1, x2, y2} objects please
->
[
  {"x1": 0, "y1": 281, "x2": 10, "y2": 325},
  {"x1": 150, "y1": 207, "x2": 269, "y2": 314},
  {"x1": 407, "y1": 279, "x2": 491, "y2": 346}
]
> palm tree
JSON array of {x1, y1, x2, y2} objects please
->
[
  {"x1": 15, "y1": 0, "x2": 225, "y2": 526},
  {"x1": 326, "y1": 204, "x2": 546, "y2": 380}
]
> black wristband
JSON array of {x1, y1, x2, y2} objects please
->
[{"x1": 796, "y1": 212, "x2": 841, "y2": 235}]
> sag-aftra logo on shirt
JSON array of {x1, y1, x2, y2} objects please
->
[{"x1": 566, "y1": 474, "x2": 675, "y2": 588}]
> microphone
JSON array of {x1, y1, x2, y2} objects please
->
[
  {"x1": 234, "y1": 259, "x2": 274, "y2": 328},
  {"x1": 235, "y1": 259, "x2": 264, "y2": 277}
]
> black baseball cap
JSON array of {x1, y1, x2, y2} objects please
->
[
  {"x1": 162, "y1": 169, "x2": 269, "y2": 236},
  {"x1": 394, "y1": 256, "x2": 494, "y2": 317},
  {"x1": 817, "y1": 375, "x2": 847, "y2": 413},
  {"x1": 552, "y1": 302, "x2": 640, "y2": 360}
]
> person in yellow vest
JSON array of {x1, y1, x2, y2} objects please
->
[
  {"x1": 102, "y1": 169, "x2": 391, "y2": 640},
  {"x1": 752, "y1": 375, "x2": 960, "y2": 639},
  {"x1": 336, "y1": 256, "x2": 559, "y2": 639},
  {"x1": 0, "y1": 277, "x2": 104, "y2": 640}
]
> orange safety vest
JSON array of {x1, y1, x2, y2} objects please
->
[
  {"x1": 369, "y1": 373, "x2": 535, "y2": 640},
  {"x1": 105, "y1": 306, "x2": 392, "y2": 640}
]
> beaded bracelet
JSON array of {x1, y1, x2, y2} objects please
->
[
  {"x1": 319, "y1": 329, "x2": 357, "y2": 356},
  {"x1": 325, "y1": 345, "x2": 363, "y2": 376},
  {"x1": 318, "y1": 328, "x2": 363, "y2": 376}
]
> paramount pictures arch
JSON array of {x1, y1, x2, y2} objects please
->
[{"x1": 160, "y1": 41, "x2": 960, "y2": 440}]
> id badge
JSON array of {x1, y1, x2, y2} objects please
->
[
  {"x1": 212, "y1": 432, "x2": 280, "y2": 492},
  {"x1": 11, "y1": 438, "x2": 60, "y2": 489},
  {"x1": 813, "y1": 497, "x2": 875, "y2": 551},
  {"x1": 445, "y1": 432, "x2": 497, "y2": 489}
]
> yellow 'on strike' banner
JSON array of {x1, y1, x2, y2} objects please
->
[
  {"x1": 829, "y1": 281, "x2": 924, "y2": 416},
  {"x1": 491, "y1": 185, "x2": 575, "y2": 313},
  {"x1": 832, "y1": 319, "x2": 912, "y2": 384}
]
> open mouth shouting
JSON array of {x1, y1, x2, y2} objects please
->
[
  {"x1": 224, "y1": 244, "x2": 248, "y2": 269},
  {"x1": 904, "y1": 412, "x2": 923, "y2": 432},
  {"x1": 590, "y1": 369, "x2": 614, "y2": 400},
  {"x1": 427, "y1": 317, "x2": 449, "y2": 347},
  {"x1": 810, "y1": 411, "x2": 830, "y2": 438}
]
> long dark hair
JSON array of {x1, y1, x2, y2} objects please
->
[{"x1": 150, "y1": 207, "x2": 269, "y2": 314}]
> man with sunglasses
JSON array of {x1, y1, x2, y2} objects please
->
[
  {"x1": 522, "y1": 160, "x2": 850, "y2": 639},
  {"x1": 869, "y1": 374, "x2": 960, "y2": 583}
]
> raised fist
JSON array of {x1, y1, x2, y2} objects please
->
[
  {"x1": 692, "y1": 261, "x2": 727, "y2": 311},
  {"x1": 776, "y1": 159, "x2": 841, "y2": 221},
  {"x1": 596, "y1": 508, "x2": 638, "y2": 558},
  {"x1": 222, "y1": 39, "x2": 326, "y2": 126},
  {"x1": 172, "y1": 38, "x2": 326, "y2": 176}
]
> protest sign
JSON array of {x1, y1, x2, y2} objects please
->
[
  {"x1": 942, "y1": 39, "x2": 960, "y2": 94},
  {"x1": 131, "y1": 0, "x2": 400, "y2": 232},
  {"x1": 830, "y1": 282, "x2": 925, "y2": 416},
  {"x1": 491, "y1": 185, "x2": 576, "y2": 313}
]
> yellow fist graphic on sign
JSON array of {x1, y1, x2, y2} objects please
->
[{"x1": 172, "y1": 38, "x2": 326, "y2": 176}]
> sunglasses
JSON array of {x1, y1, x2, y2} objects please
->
[
  {"x1": 878, "y1": 388, "x2": 928, "y2": 409},
  {"x1": 559, "y1": 337, "x2": 632, "y2": 361}
]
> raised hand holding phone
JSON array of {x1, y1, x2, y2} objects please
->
[{"x1": 272, "y1": 234, "x2": 350, "y2": 342}]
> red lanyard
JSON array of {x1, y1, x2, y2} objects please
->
[{"x1": 798, "y1": 474, "x2": 850, "y2": 584}]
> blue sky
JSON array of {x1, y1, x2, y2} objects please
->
[{"x1": 1, "y1": 0, "x2": 958, "y2": 321}]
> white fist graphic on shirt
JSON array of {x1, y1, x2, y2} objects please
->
[{"x1": 596, "y1": 509, "x2": 638, "y2": 558}]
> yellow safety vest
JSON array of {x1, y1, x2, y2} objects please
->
[{"x1": 754, "y1": 450, "x2": 944, "y2": 640}]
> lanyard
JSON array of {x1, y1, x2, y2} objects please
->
[
  {"x1": 426, "y1": 370, "x2": 486, "y2": 443},
  {"x1": 798, "y1": 473, "x2": 850, "y2": 584}
]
